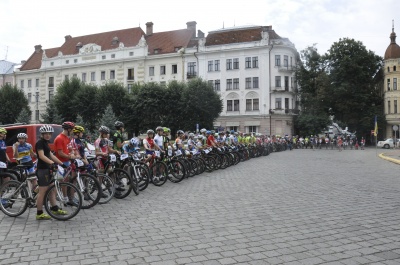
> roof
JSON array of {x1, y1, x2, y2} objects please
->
[
  {"x1": 20, "y1": 47, "x2": 59, "y2": 71},
  {"x1": 205, "y1": 26, "x2": 280, "y2": 46},
  {"x1": 145, "y1": 29, "x2": 195, "y2": 55},
  {"x1": 384, "y1": 30, "x2": 400, "y2": 60},
  {"x1": 0, "y1": 60, "x2": 17, "y2": 74}
]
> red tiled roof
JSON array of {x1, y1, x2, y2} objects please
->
[
  {"x1": 385, "y1": 31, "x2": 400, "y2": 60},
  {"x1": 146, "y1": 29, "x2": 195, "y2": 55},
  {"x1": 19, "y1": 47, "x2": 59, "y2": 71},
  {"x1": 205, "y1": 26, "x2": 280, "y2": 46}
]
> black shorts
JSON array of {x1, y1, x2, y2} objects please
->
[{"x1": 36, "y1": 169, "x2": 52, "y2": 186}]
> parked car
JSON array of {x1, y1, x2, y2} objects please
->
[
  {"x1": 377, "y1": 138, "x2": 400, "y2": 149},
  {"x1": 0, "y1": 123, "x2": 63, "y2": 164}
]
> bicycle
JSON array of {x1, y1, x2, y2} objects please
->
[{"x1": 0, "y1": 164, "x2": 82, "y2": 221}]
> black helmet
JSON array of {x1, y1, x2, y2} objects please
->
[
  {"x1": 115, "y1": 121, "x2": 124, "y2": 129},
  {"x1": 99, "y1": 126, "x2": 110, "y2": 134}
]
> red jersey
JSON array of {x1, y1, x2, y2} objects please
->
[
  {"x1": 54, "y1": 133, "x2": 71, "y2": 162},
  {"x1": 207, "y1": 135, "x2": 215, "y2": 146}
]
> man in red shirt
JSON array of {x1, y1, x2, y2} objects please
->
[
  {"x1": 206, "y1": 131, "x2": 217, "y2": 147},
  {"x1": 54, "y1": 121, "x2": 76, "y2": 167}
]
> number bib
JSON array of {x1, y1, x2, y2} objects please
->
[{"x1": 109, "y1": 154, "x2": 116, "y2": 162}]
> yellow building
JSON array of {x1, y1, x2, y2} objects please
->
[{"x1": 384, "y1": 23, "x2": 400, "y2": 139}]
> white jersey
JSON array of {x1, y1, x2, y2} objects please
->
[{"x1": 153, "y1": 134, "x2": 164, "y2": 149}]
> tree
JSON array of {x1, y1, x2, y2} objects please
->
[
  {"x1": 0, "y1": 84, "x2": 31, "y2": 124},
  {"x1": 96, "y1": 82, "x2": 129, "y2": 118},
  {"x1": 15, "y1": 108, "x2": 31, "y2": 124},
  {"x1": 98, "y1": 105, "x2": 117, "y2": 131},
  {"x1": 73, "y1": 83, "x2": 99, "y2": 132},
  {"x1": 41, "y1": 100, "x2": 63, "y2": 124},
  {"x1": 54, "y1": 77, "x2": 83, "y2": 122}
]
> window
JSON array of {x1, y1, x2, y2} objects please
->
[
  {"x1": 172, "y1": 64, "x2": 177, "y2": 74},
  {"x1": 35, "y1": 110, "x2": 39, "y2": 121},
  {"x1": 246, "y1": 99, "x2": 259, "y2": 111},
  {"x1": 160, "y1": 65, "x2": 166, "y2": 75},
  {"x1": 50, "y1": 62, "x2": 54, "y2": 66},
  {"x1": 245, "y1": 57, "x2": 251, "y2": 68},
  {"x1": 74, "y1": 59, "x2": 78, "y2": 63},
  {"x1": 127, "y1": 84, "x2": 133, "y2": 94},
  {"x1": 208, "y1": 61, "x2": 213, "y2": 72},
  {"x1": 275, "y1": 55, "x2": 281, "y2": 66},
  {"x1": 49, "y1": 89, "x2": 54, "y2": 103},
  {"x1": 28, "y1": 93, "x2": 32, "y2": 103},
  {"x1": 226, "y1": 59, "x2": 232, "y2": 70},
  {"x1": 111, "y1": 54, "x2": 115, "y2": 58},
  {"x1": 27, "y1": 79, "x2": 32, "y2": 88},
  {"x1": 48, "y1": 77, "x2": 54, "y2": 87},
  {"x1": 388, "y1": 67, "x2": 390, "y2": 72},
  {"x1": 291, "y1": 77, "x2": 294, "y2": 89},
  {"x1": 35, "y1": 92, "x2": 39, "y2": 103},
  {"x1": 65, "y1": 75, "x2": 69, "y2": 81},
  {"x1": 388, "y1": 100, "x2": 391, "y2": 114},
  {"x1": 394, "y1": 66, "x2": 397, "y2": 71},
  {"x1": 285, "y1": 98, "x2": 289, "y2": 109},
  {"x1": 252, "y1": 57, "x2": 258, "y2": 68},
  {"x1": 394, "y1": 78, "x2": 397, "y2": 90},
  {"x1": 214, "y1": 60, "x2": 220, "y2": 71},
  {"x1": 149, "y1": 67, "x2": 154, "y2": 76},
  {"x1": 208, "y1": 80, "x2": 214, "y2": 88},
  {"x1": 284, "y1": 76, "x2": 289, "y2": 91},
  {"x1": 91, "y1": 72, "x2": 96, "y2": 81},
  {"x1": 229, "y1": 126, "x2": 238, "y2": 132},
  {"x1": 233, "y1": 78, "x2": 239, "y2": 90},
  {"x1": 227, "y1": 100, "x2": 239, "y2": 111},
  {"x1": 127, "y1": 68, "x2": 134, "y2": 80},
  {"x1": 234, "y1": 99, "x2": 239, "y2": 111},
  {"x1": 187, "y1": 62, "x2": 196, "y2": 75},
  {"x1": 20, "y1": 80, "x2": 24, "y2": 88},
  {"x1": 129, "y1": 52, "x2": 134, "y2": 56},
  {"x1": 215, "y1": 80, "x2": 220, "y2": 91},
  {"x1": 284, "y1": 55, "x2": 288, "y2": 67},
  {"x1": 275, "y1": 76, "x2": 281, "y2": 87},
  {"x1": 233, "y1": 58, "x2": 239, "y2": 69},
  {"x1": 154, "y1": 49, "x2": 160, "y2": 54},
  {"x1": 82, "y1": 73, "x2": 87, "y2": 82},
  {"x1": 395, "y1": 100, "x2": 398, "y2": 114},
  {"x1": 253, "y1": 98, "x2": 259, "y2": 110},
  {"x1": 101, "y1": 71, "x2": 106, "y2": 81},
  {"x1": 245, "y1": 78, "x2": 251, "y2": 89},
  {"x1": 248, "y1": 126, "x2": 257, "y2": 133},
  {"x1": 388, "y1": 79, "x2": 391, "y2": 91},
  {"x1": 110, "y1": 70, "x2": 115, "y2": 80},
  {"x1": 35, "y1": 79, "x2": 39, "y2": 87},
  {"x1": 66, "y1": 60, "x2": 69, "y2": 64},
  {"x1": 227, "y1": 100, "x2": 233, "y2": 111},
  {"x1": 102, "y1": 55, "x2": 106, "y2": 60},
  {"x1": 275, "y1": 98, "x2": 282, "y2": 109},
  {"x1": 253, "y1": 77, "x2": 259, "y2": 88},
  {"x1": 226, "y1": 79, "x2": 232, "y2": 90}
]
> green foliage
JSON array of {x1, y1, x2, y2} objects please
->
[
  {"x1": 54, "y1": 77, "x2": 83, "y2": 122},
  {"x1": 15, "y1": 108, "x2": 31, "y2": 124},
  {"x1": 73, "y1": 83, "x2": 99, "y2": 132},
  {"x1": 96, "y1": 81, "x2": 129, "y2": 118},
  {"x1": 0, "y1": 84, "x2": 31, "y2": 124},
  {"x1": 41, "y1": 100, "x2": 63, "y2": 124},
  {"x1": 294, "y1": 113, "x2": 330, "y2": 137},
  {"x1": 98, "y1": 105, "x2": 117, "y2": 131}
]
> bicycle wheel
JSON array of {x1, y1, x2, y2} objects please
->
[
  {"x1": 97, "y1": 174, "x2": 115, "y2": 204},
  {"x1": 0, "y1": 180, "x2": 29, "y2": 217},
  {"x1": 111, "y1": 169, "x2": 133, "y2": 199},
  {"x1": 150, "y1": 161, "x2": 168, "y2": 186},
  {"x1": 77, "y1": 173, "x2": 102, "y2": 209},
  {"x1": 132, "y1": 164, "x2": 150, "y2": 191},
  {"x1": 44, "y1": 182, "x2": 82, "y2": 221},
  {"x1": 167, "y1": 159, "x2": 185, "y2": 183},
  {"x1": 195, "y1": 157, "x2": 206, "y2": 175},
  {"x1": 0, "y1": 172, "x2": 18, "y2": 186},
  {"x1": 188, "y1": 158, "x2": 199, "y2": 176}
]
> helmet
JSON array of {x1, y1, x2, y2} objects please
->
[
  {"x1": 114, "y1": 121, "x2": 124, "y2": 128},
  {"x1": 177, "y1": 130, "x2": 184, "y2": 135},
  {"x1": 200, "y1": 128, "x2": 207, "y2": 133},
  {"x1": 214, "y1": 133, "x2": 218, "y2": 137},
  {"x1": 156, "y1": 126, "x2": 163, "y2": 132},
  {"x1": 73, "y1": 125, "x2": 85, "y2": 133},
  {"x1": 62, "y1": 121, "x2": 75, "y2": 130},
  {"x1": 39, "y1": 125, "x2": 54, "y2": 133},
  {"x1": 230, "y1": 130, "x2": 235, "y2": 133},
  {"x1": 188, "y1": 133, "x2": 194, "y2": 138},
  {"x1": 206, "y1": 130, "x2": 211, "y2": 134},
  {"x1": 0, "y1": 128, "x2": 7, "y2": 134},
  {"x1": 163, "y1": 127, "x2": 170, "y2": 133},
  {"x1": 147, "y1": 129, "x2": 154, "y2": 134},
  {"x1": 98, "y1": 126, "x2": 110, "y2": 134},
  {"x1": 130, "y1": 137, "x2": 139, "y2": 146},
  {"x1": 17, "y1": 133, "x2": 28, "y2": 139}
]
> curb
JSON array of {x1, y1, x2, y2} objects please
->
[{"x1": 379, "y1": 153, "x2": 400, "y2": 165}]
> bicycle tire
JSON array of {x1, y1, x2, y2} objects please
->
[
  {"x1": 111, "y1": 169, "x2": 133, "y2": 199},
  {"x1": 97, "y1": 174, "x2": 115, "y2": 204},
  {"x1": 131, "y1": 164, "x2": 150, "y2": 191},
  {"x1": 150, "y1": 161, "x2": 168, "y2": 186},
  {"x1": 0, "y1": 180, "x2": 29, "y2": 217},
  {"x1": 167, "y1": 159, "x2": 186, "y2": 183},
  {"x1": 77, "y1": 173, "x2": 102, "y2": 209},
  {"x1": 0, "y1": 172, "x2": 18, "y2": 185},
  {"x1": 44, "y1": 182, "x2": 82, "y2": 221}
]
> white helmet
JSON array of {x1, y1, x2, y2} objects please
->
[
  {"x1": 17, "y1": 133, "x2": 28, "y2": 139},
  {"x1": 188, "y1": 133, "x2": 195, "y2": 138},
  {"x1": 130, "y1": 137, "x2": 139, "y2": 146},
  {"x1": 39, "y1": 125, "x2": 54, "y2": 133},
  {"x1": 200, "y1": 128, "x2": 207, "y2": 133}
]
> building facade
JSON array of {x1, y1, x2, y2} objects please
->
[
  {"x1": 383, "y1": 25, "x2": 400, "y2": 138},
  {"x1": 15, "y1": 22, "x2": 298, "y2": 134},
  {"x1": 0, "y1": 60, "x2": 17, "y2": 86}
]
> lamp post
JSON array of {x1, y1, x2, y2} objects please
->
[{"x1": 269, "y1": 109, "x2": 274, "y2": 136}]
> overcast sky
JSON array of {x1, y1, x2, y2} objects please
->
[{"x1": 1, "y1": 0, "x2": 399, "y2": 64}]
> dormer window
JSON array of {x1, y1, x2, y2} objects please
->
[
  {"x1": 174, "y1": 46, "x2": 182, "y2": 52},
  {"x1": 76, "y1": 42, "x2": 83, "y2": 50},
  {"x1": 112, "y1": 37, "x2": 119, "y2": 45},
  {"x1": 154, "y1": 49, "x2": 161, "y2": 54}
]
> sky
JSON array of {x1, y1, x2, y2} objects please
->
[{"x1": 1, "y1": 0, "x2": 399, "y2": 64}]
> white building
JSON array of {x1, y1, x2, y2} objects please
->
[{"x1": 15, "y1": 22, "x2": 298, "y2": 134}]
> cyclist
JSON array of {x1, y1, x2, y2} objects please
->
[
  {"x1": 94, "y1": 126, "x2": 121, "y2": 172},
  {"x1": 143, "y1": 129, "x2": 162, "y2": 163},
  {"x1": 187, "y1": 133, "x2": 197, "y2": 151},
  {"x1": 13, "y1": 133, "x2": 36, "y2": 173},
  {"x1": 70, "y1": 126, "x2": 88, "y2": 165},
  {"x1": 0, "y1": 128, "x2": 12, "y2": 207},
  {"x1": 112, "y1": 121, "x2": 125, "y2": 152},
  {"x1": 122, "y1": 137, "x2": 140, "y2": 154},
  {"x1": 54, "y1": 122, "x2": 76, "y2": 168},
  {"x1": 175, "y1": 130, "x2": 185, "y2": 152},
  {"x1": 35, "y1": 125, "x2": 67, "y2": 220},
  {"x1": 206, "y1": 131, "x2": 217, "y2": 147},
  {"x1": 154, "y1": 126, "x2": 165, "y2": 152},
  {"x1": 162, "y1": 127, "x2": 172, "y2": 151}
]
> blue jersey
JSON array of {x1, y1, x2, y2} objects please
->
[
  {"x1": 16, "y1": 143, "x2": 33, "y2": 163},
  {"x1": 122, "y1": 143, "x2": 138, "y2": 154},
  {"x1": 0, "y1": 140, "x2": 6, "y2": 163}
]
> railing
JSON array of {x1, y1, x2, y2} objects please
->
[{"x1": 187, "y1": 72, "x2": 197, "y2": 79}]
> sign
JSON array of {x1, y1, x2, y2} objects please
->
[{"x1": 393, "y1": 125, "x2": 399, "y2": 131}]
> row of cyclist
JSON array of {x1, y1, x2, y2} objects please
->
[
  {"x1": 289, "y1": 136, "x2": 366, "y2": 150},
  {"x1": 0, "y1": 122, "x2": 282, "y2": 221}
]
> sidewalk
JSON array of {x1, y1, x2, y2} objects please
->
[{"x1": 379, "y1": 148, "x2": 400, "y2": 164}]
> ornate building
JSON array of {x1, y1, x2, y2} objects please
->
[{"x1": 383, "y1": 22, "x2": 400, "y2": 138}]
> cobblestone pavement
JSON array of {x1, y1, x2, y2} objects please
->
[{"x1": 1, "y1": 147, "x2": 400, "y2": 265}]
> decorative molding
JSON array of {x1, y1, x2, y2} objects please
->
[{"x1": 79, "y1": 43, "x2": 102, "y2": 54}]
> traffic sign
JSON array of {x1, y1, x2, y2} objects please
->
[{"x1": 393, "y1": 125, "x2": 399, "y2": 131}]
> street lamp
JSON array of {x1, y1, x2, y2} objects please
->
[{"x1": 269, "y1": 109, "x2": 274, "y2": 136}]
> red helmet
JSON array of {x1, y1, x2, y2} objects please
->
[{"x1": 62, "y1": 121, "x2": 75, "y2": 129}]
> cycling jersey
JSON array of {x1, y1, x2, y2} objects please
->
[
  {"x1": 0, "y1": 140, "x2": 7, "y2": 163},
  {"x1": 15, "y1": 142, "x2": 33, "y2": 163},
  {"x1": 54, "y1": 133, "x2": 71, "y2": 162},
  {"x1": 122, "y1": 143, "x2": 138, "y2": 154},
  {"x1": 112, "y1": 131, "x2": 123, "y2": 151},
  {"x1": 154, "y1": 134, "x2": 164, "y2": 150},
  {"x1": 187, "y1": 139, "x2": 196, "y2": 150},
  {"x1": 94, "y1": 138, "x2": 110, "y2": 158},
  {"x1": 70, "y1": 138, "x2": 85, "y2": 158}
]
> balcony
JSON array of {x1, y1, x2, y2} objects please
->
[
  {"x1": 187, "y1": 72, "x2": 197, "y2": 79},
  {"x1": 277, "y1": 65, "x2": 296, "y2": 72},
  {"x1": 272, "y1": 108, "x2": 300, "y2": 115}
]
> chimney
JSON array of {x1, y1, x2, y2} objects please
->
[
  {"x1": 198, "y1": 30, "x2": 205, "y2": 38},
  {"x1": 34, "y1": 45, "x2": 42, "y2": 53},
  {"x1": 187, "y1": 21, "x2": 197, "y2": 38},
  {"x1": 64, "y1": 35, "x2": 72, "y2": 42},
  {"x1": 146, "y1": 22, "x2": 153, "y2": 35}
]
